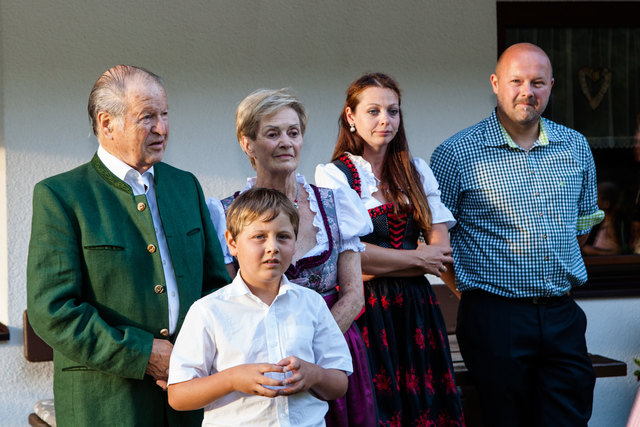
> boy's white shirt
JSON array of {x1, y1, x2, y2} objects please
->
[{"x1": 168, "y1": 272, "x2": 352, "y2": 427}]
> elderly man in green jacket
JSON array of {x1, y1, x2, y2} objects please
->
[{"x1": 27, "y1": 65, "x2": 230, "y2": 426}]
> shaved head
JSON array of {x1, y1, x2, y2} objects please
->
[{"x1": 496, "y1": 43, "x2": 553, "y2": 79}]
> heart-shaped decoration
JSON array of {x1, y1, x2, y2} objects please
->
[{"x1": 578, "y1": 67, "x2": 612, "y2": 110}]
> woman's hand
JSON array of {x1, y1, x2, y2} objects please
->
[
  {"x1": 413, "y1": 242, "x2": 453, "y2": 276},
  {"x1": 360, "y1": 223, "x2": 455, "y2": 280},
  {"x1": 361, "y1": 242, "x2": 452, "y2": 278}
]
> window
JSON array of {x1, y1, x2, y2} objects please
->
[{"x1": 497, "y1": 1, "x2": 640, "y2": 296}]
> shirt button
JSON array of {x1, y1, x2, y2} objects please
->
[
  {"x1": 162, "y1": 259, "x2": 166, "y2": 266},
  {"x1": 160, "y1": 328, "x2": 169, "y2": 337},
  {"x1": 137, "y1": 202, "x2": 146, "y2": 211},
  {"x1": 147, "y1": 244, "x2": 156, "y2": 253},
  {"x1": 171, "y1": 292, "x2": 176, "y2": 297},
  {"x1": 154, "y1": 284, "x2": 165, "y2": 294}
]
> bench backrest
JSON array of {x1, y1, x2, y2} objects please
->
[
  {"x1": 433, "y1": 285, "x2": 459, "y2": 335},
  {"x1": 23, "y1": 310, "x2": 53, "y2": 362}
]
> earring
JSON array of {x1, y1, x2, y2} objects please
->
[{"x1": 349, "y1": 123, "x2": 356, "y2": 133}]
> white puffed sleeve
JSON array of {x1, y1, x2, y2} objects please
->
[
  {"x1": 315, "y1": 162, "x2": 351, "y2": 189},
  {"x1": 206, "y1": 196, "x2": 233, "y2": 264},
  {"x1": 413, "y1": 157, "x2": 456, "y2": 229},
  {"x1": 332, "y1": 185, "x2": 373, "y2": 253}
]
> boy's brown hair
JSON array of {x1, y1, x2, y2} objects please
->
[{"x1": 226, "y1": 187, "x2": 299, "y2": 238}]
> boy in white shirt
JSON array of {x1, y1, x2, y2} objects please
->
[{"x1": 168, "y1": 187, "x2": 352, "y2": 427}]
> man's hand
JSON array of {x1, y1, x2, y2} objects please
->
[{"x1": 146, "y1": 339, "x2": 173, "y2": 390}]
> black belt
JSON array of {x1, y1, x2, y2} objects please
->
[
  {"x1": 519, "y1": 294, "x2": 570, "y2": 305},
  {"x1": 464, "y1": 289, "x2": 570, "y2": 305}
]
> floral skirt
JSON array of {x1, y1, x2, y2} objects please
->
[
  {"x1": 357, "y1": 276, "x2": 465, "y2": 427},
  {"x1": 323, "y1": 292, "x2": 377, "y2": 427}
]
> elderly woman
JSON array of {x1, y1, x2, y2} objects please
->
[{"x1": 207, "y1": 88, "x2": 376, "y2": 426}]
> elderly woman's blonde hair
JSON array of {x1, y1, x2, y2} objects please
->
[{"x1": 235, "y1": 88, "x2": 308, "y2": 166}]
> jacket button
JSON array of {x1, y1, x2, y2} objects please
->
[
  {"x1": 147, "y1": 244, "x2": 156, "y2": 253},
  {"x1": 137, "y1": 202, "x2": 146, "y2": 211},
  {"x1": 160, "y1": 329, "x2": 169, "y2": 337},
  {"x1": 154, "y1": 284, "x2": 164, "y2": 294}
]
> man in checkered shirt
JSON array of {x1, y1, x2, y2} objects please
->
[{"x1": 431, "y1": 43, "x2": 604, "y2": 427}]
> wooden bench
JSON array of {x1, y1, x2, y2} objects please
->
[
  {"x1": 433, "y1": 285, "x2": 627, "y2": 426},
  {"x1": 0, "y1": 321, "x2": 9, "y2": 341},
  {"x1": 23, "y1": 311, "x2": 55, "y2": 426},
  {"x1": 23, "y1": 311, "x2": 53, "y2": 362}
]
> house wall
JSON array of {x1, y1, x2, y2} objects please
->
[{"x1": 0, "y1": 1, "x2": 636, "y2": 426}]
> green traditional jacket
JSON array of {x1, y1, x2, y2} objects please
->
[{"x1": 27, "y1": 154, "x2": 230, "y2": 426}]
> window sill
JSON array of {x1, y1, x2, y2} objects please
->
[{"x1": 573, "y1": 255, "x2": 640, "y2": 298}]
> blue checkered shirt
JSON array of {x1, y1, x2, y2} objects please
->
[{"x1": 431, "y1": 110, "x2": 603, "y2": 298}]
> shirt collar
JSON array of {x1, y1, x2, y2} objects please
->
[
  {"x1": 97, "y1": 145, "x2": 155, "y2": 182},
  {"x1": 227, "y1": 270, "x2": 295, "y2": 299},
  {"x1": 488, "y1": 110, "x2": 550, "y2": 149}
]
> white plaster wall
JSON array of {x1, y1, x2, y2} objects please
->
[
  {"x1": 579, "y1": 298, "x2": 640, "y2": 427},
  {"x1": 0, "y1": 1, "x2": 636, "y2": 426},
  {"x1": 0, "y1": 0, "x2": 6, "y2": 324}
]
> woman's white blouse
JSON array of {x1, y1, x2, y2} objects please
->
[
  {"x1": 206, "y1": 174, "x2": 373, "y2": 264},
  {"x1": 315, "y1": 153, "x2": 456, "y2": 229}
]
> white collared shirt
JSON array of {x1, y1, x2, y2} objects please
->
[
  {"x1": 97, "y1": 145, "x2": 180, "y2": 334},
  {"x1": 168, "y1": 273, "x2": 352, "y2": 427}
]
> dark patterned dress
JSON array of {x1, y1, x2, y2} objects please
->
[
  {"x1": 210, "y1": 175, "x2": 377, "y2": 427},
  {"x1": 326, "y1": 154, "x2": 465, "y2": 427}
]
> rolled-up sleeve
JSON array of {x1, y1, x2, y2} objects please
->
[{"x1": 576, "y1": 136, "x2": 604, "y2": 233}]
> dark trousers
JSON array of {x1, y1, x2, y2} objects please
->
[{"x1": 456, "y1": 290, "x2": 595, "y2": 427}]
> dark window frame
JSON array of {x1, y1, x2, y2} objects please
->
[{"x1": 497, "y1": 1, "x2": 640, "y2": 298}]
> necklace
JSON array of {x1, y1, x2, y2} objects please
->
[{"x1": 293, "y1": 183, "x2": 299, "y2": 209}]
